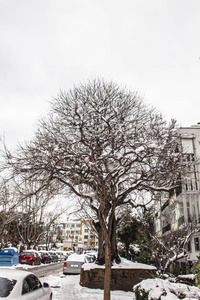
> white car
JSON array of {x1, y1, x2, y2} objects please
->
[
  {"x1": 63, "y1": 253, "x2": 91, "y2": 274},
  {"x1": 0, "y1": 268, "x2": 52, "y2": 299}
]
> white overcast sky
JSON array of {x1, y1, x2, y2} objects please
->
[{"x1": 1, "y1": 0, "x2": 200, "y2": 149}]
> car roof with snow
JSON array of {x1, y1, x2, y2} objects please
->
[
  {"x1": 67, "y1": 253, "x2": 88, "y2": 262},
  {"x1": 22, "y1": 249, "x2": 39, "y2": 252},
  {"x1": 0, "y1": 268, "x2": 35, "y2": 281}
]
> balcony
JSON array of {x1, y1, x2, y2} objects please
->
[
  {"x1": 161, "y1": 200, "x2": 169, "y2": 212},
  {"x1": 162, "y1": 224, "x2": 171, "y2": 234}
]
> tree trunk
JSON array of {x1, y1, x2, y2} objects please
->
[
  {"x1": 94, "y1": 222, "x2": 105, "y2": 265},
  {"x1": 94, "y1": 217, "x2": 120, "y2": 265},
  {"x1": 111, "y1": 217, "x2": 120, "y2": 263},
  {"x1": 104, "y1": 238, "x2": 111, "y2": 300},
  {"x1": 125, "y1": 242, "x2": 130, "y2": 259}
]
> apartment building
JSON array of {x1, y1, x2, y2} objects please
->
[
  {"x1": 154, "y1": 123, "x2": 200, "y2": 263},
  {"x1": 52, "y1": 218, "x2": 98, "y2": 251}
]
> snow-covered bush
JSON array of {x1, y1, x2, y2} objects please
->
[{"x1": 133, "y1": 278, "x2": 200, "y2": 299}]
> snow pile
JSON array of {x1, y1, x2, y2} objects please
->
[
  {"x1": 177, "y1": 274, "x2": 196, "y2": 280},
  {"x1": 133, "y1": 278, "x2": 200, "y2": 299},
  {"x1": 112, "y1": 257, "x2": 156, "y2": 269},
  {"x1": 82, "y1": 257, "x2": 156, "y2": 271}
]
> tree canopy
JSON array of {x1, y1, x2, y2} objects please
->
[{"x1": 1, "y1": 78, "x2": 184, "y2": 300}]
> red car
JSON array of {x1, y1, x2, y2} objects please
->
[{"x1": 19, "y1": 250, "x2": 41, "y2": 265}]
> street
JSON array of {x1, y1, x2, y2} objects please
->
[
  {"x1": 17, "y1": 261, "x2": 63, "y2": 277},
  {"x1": 33, "y1": 262, "x2": 63, "y2": 277}
]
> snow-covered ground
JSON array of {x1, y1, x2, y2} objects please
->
[
  {"x1": 4, "y1": 259, "x2": 136, "y2": 299},
  {"x1": 1, "y1": 263, "x2": 135, "y2": 299},
  {"x1": 41, "y1": 272, "x2": 135, "y2": 300},
  {"x1": 39, "y1": 256, "x2": 155, "y2": 299},
  {"x1": 1, "y1": 258, "x2": 200, "y2": 299}
]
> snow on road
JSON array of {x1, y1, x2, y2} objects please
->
[{"x1": 42, "y1": 272, "x2": 135, "y2": 300}]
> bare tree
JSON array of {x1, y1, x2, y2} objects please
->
[
  {"x1": 0, "y1": 176, "x2": 66, "y2": 249},
  {"x1": 1, "y1": 79, "x2": 184, "y2": 300},
  {"x1": 15, "y1": 185, "x2": 66, "y2": 249},
  {"x1": 151, "y1": 224, "x2": 199, "y2": 274},
  {"x1": 0, "y1": 179, "x2": 23, "y2": 247}
]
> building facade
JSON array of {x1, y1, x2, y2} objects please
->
[
  {"x1": 52, "y1": 218, "x2": 98, "y2": 251},
  {"x1": 154, "y1": 123, "x2": 200, "y2": 263}
]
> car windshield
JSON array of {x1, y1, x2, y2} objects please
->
[{"x1": 0, "y1": 277, "x2": 17, "y2": 297}]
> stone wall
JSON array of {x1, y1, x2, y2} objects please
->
[{"x1": 80, "y1": 267, "x2": 157, "y2": 292}]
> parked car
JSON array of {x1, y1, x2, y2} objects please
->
[
  {"x1": 48, "y1": 251, "x2": 58, "y2": 263},
  {"x1": 55, "y1": 251, "x2": 65, "y2": 261},
  {"x1": 85, "y1": 253, "x2": 96, "y2": 263},
  {"x1": 19, "y1": 250, "x2": 41, "y2": 265},
  {"x1": 63, "y1": 253, "x2": 91, "y2": 274},
  {"x1": 62, "y1": 251, "x2": 69, "y2": 260},
  {"x1": 0, "y1": 268, "x2": 52, "y2": 299},
  {"x1": 39, "y1": 251, "x2": 51, "y2": 264},
  {"x1": 84, "y1": 250, "x2": 97, "y2": 263}
]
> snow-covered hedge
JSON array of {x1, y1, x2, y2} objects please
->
[{"x1": 133, "y1": 278, "x2": 200, "y2": 300}]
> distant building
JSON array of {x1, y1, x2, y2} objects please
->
[
  {"x1": 52, "y1": 218, "x2": 98, "y2": 251},
  {"x1": 154, "y1": 123, "x2": 200, "y2": 264}
]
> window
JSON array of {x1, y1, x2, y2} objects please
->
[
  {"x1": 188, "y1": 241, "x2": 191, "y2": 252},
  {"x1": 185, "y1": 178, "x2": 189, "y2": 191},
  {"x1": 182, "y1": 139, "x2": 194, "y2": 154},
  {"x1": 195, "y1": 237, "x2": 200, "y2": 251},
  {"x1": 22, "y1": 275, "x2": 42, "y2": 295},
  {"x1": 22, "y1": 280, "x2": 30, "y2": 294},
  {"x1": 187, "y1": 203, "x2": 190, "y2": 221},
  {"x1": 85, "y1": 229, "x2": 88, "y2": 233},
  {"x1": 84, "y1": 235, "x2": 88, "y2": 239},
  {"x1": 0, "y1": 278, "x2": 17, "y2": 297},
  {"x1": 198, "y1": 201, "x2": 200, "y2": 217},
  {"x1": 193, "y1": 205, "x2": 196, "y2": 217}
]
